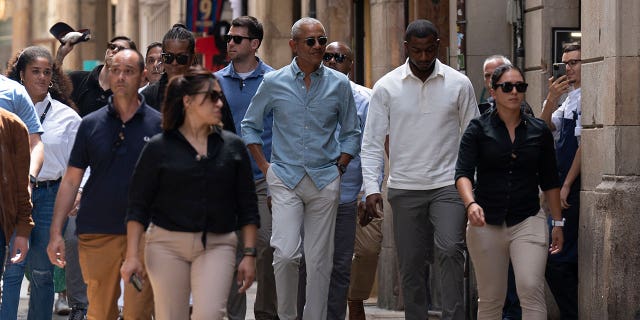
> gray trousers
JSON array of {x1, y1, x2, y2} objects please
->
[
  {"x1": 268, "y1": 169, "x2": 340, "y2": 320},
  {"x1": 227, "y1": 179, "x2": 278, "y2": 319},
  {"x1": 388, "y1": 185, "x2": 466, "y2": 320},
  {"x1": 64, "y1": 216, "x2": 88, "y2": 309},
  {"x1": 327, "y1": 200, "x2": 358, "y2": 319}
]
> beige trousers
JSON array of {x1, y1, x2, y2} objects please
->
[
  {"x1": 144, "y1": 224, "x2": 237, "y2": 320},
  {"x1": 467, "y1": 211, "x2": 549, "y2": 320}
]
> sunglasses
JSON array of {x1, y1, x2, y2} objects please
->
[
  {"x1": 162, "y1": 52, "x2": 191, "y2": 65},
  {"x1": 195, "y1": 90, "x2": 224, "y2": 103},
  {"x1": 107, "y1": 43, "x2": 127, "y2": 52},
  {"x1": 223, "y1": 34, "x2": 254, "y2": 44},
  {"x1": 302, "y1": 36, "x2": 328, "y2": 47},
  {"x1": 323, "y1": 53, "x2": 348, "y2": 63},
  {"x1": 494, "y1": 82, "x2": 528, "y2": 93}
]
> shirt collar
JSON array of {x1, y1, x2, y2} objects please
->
[
  {"x1": 400, "y1": 58, "x2": 444, "y2": 81},
  {"x1": 219, "y1": 57, "x2": 267, "y2": 80},
  {"x1": 290, "y1": 57, "x2": 325, "y2": 79},
  {"x1": 489, "y1": 108, "x2": 530, "y2": 128},
  {"x1": 106, "y1": 94, "x2": 148, "y2": 119}
]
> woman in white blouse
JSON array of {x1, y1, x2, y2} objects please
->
[{"x1": 2, "y1": 46, "x2": 81, "y2": 319}]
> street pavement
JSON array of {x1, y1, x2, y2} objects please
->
[{"x1": 17, "y1": 276, "x2": 407, "y2": 319}]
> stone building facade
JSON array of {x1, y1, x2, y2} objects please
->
[{"x1": 3, "y1": 0, "x2": 638, "y2": 318}]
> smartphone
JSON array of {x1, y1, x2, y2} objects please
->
[
  {"x1": 130, "y1": 273, "x2": 143, "y2": 292},
  {"x1": 553, "y1": 62, "x2": 566, "y2": 79}
]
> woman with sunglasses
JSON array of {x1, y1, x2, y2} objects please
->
[
  {"x1": 455, "y1": 64, "x2": 564, "y2": 319},
  {"x1": 121, "y1": 66, "x2": 259, "y2": 319},
  {"x1": 2, "y1": 46, "x2": 81, "y2": 319},
  {"x1": 141, "y1": 24, "x2": 236, "y2": 133}
]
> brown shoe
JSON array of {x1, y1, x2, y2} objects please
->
[{"x1": 348, "y1": 300, "x2": 366, "y2": 320}]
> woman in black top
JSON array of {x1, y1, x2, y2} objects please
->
[
  {"x1": 455, "y1": 64, "x2": 564, "y2": 319},
  {"x1": 121, "y1": 66, "x2": 259, "y2": 319}
]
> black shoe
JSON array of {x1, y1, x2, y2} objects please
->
[{"x1": 68, "y1": 308, "x2": 87, "y2": 320}]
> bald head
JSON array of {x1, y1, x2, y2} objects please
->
[{"x1": 324, "y1": 41, "x2": 353, "y2": 76}]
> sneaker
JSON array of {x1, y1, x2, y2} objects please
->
[
  {"x1": 54, "y1": 294, "x2": 71, "y2": 315},
  {"x1": 68, "y1": 307, "x2": 87, "y2": 320}
]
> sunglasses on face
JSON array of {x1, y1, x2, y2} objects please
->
[
  {"x1": 302, "y1": 36, "x2": 328, "y2": 47},
  {"x1": 563, "y1": 59, "x2": 582, "y2": 67},
  {"x1": 107, "y1": 43, "x2": 127, "y2": 52},
  {"x1": 223, "y1": 34, "x2": 254, "y2": 44},
  {"x1": 323, "y1": 53, "x2": 348, "y2": 63},
  {"x1": 162, "y1": 52, "x2": 191, "y2": 65},
  {"x1": 494, "y1": 82, "x2": 529, "y2": 93},
  {"x1": 195, "y1": 90, "x2": 224, "y2": 103}
]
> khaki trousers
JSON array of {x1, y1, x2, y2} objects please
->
[
  {"x1": 467, "y1": 211, "x2": 549, "y2": 320},
  {"x1": 144, "y1": 224, "x2": 237, "y2": 320},
  {"x1": 78, "y1": 234, "x2": 153, "y2": 320}
]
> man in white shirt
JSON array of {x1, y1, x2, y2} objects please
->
[
  {"x1": 360, "y1": 19, "x2": 478, "y2": 320},
  {"x1": 539, "y1": 42, "x2": 581, "y2": 320}
]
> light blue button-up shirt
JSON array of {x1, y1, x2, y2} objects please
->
[
  {"x1": 0, "y1": 75, "x2": 43, "y2": 134},
  {"x1": 241, "y1": 58, "x2": 361, "y2": 190},
  {"x1": 215, "y1": 58, "x2": 275, "y2": 181}
]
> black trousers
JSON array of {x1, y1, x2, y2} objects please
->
[{"x1": 545, "y1": 261, "x2": 578, "y2": 319}]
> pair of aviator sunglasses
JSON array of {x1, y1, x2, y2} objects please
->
[
  {"x1": 303, "y1": 36, "x2": 328, "y2": 47},
  {"x1": 494, "y1": 82, "x2": 528, "y2": 93},
  {"x1": 162, "y1": 52, "x2": 190, "y2": 65},
  {"x1": 195, "y1": 90, "x2": 224, "y2": 103},
  {"x1": 223, "y1": 34, "x2": 254, "y2": 44},
  {"x1": 323, "y1": 53, "x2": 347, "y2": 63}
]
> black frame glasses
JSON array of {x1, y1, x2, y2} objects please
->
[
  {"x1": 563, "y1": 59, "x2": 582, "y2": 67},
  {"x1": 223, "y1": 34, "x2": 254, "y2": 44},
  {"x1": 494, "y1": 82, "x2": 529, "y2": 93},
  {"x1": 195, "y1": 90, "x2": 224, "y2": 103},
  {"x1": 162, "y1": 52, "x2": 191, "y2": 65},
  {"x1": 107, "y1": 43, "x2": 127, "y2": 52},
  {"x1": 302, "y1": 36, "x2": 328, "y2": 47},
  {"x1": 323, "y1": 53, "x2": 348, "y2": 63}
]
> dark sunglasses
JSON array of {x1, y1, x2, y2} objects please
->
[
  {"x1": 323, "y1": 53, "x2": 348, "y2": 63},
  {"x1": 107, "y1": 43, "x2": 127, "y2": 52},
  {"x1": 223, "y1": 34, "x2": 254, "y2": 44},
  {"x1": 195, "y1": 90, "x2": 224, "y2": 103},
  {"x1": 494, "y1": 82, "x2": 528, "y2": 93},
  {"x1": 302, "y1": 36, "x2": 328, "y2": 47},
  {"x1": 162, "y1": 52, "x2": 191, "y2": 65}
]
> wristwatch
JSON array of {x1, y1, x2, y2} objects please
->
[
  {"x1": 337, "y1": 163, "x2": 347, "y2": 175},
  {"x1": 243, "y1": 247, "x2": 257, "y2": 257},
  {"x1": 29, "y1": 174, "x2": 37, "y2": 185},
  {"x1": 551, "y1": 218, "x2": 565, "y2": 227}
]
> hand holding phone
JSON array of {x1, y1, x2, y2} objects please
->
[
  {"x1": 130, "y1": 273, "x2": 143, "y2": 292},
  {"x1": 553, "y1": 63, "x2": 566, "y2": 80}
]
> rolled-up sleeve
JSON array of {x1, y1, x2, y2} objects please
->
[
  {"x1": 537, "y1": 127, "x2": 561, "y2": 191},
  {"x1": 337, "y1": 83, "x2": 361, "y2": 157},
  {"x1": 455, "y1": 119, "x2": 480, "y2": 185},
  {"x1": 233, "y1": 139, "x2": 261, "y2": 229},
  {"x1": 241, "y1": 77, "x2": 271, "y2": 146}
]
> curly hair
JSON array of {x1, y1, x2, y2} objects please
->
[
  {"x1": 6, "y1": 46, "x2": 77, "y2": 111},
  {"x1": 162, "y1": 65, "x2": 219, "y2": 131}
]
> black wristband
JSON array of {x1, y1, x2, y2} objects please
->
[
  {"x1": 465, "y1": 201, "x2": 477, "y2": 211},
  {"x1": 243, "y1": 247, "x2": 257, "y2": 257}
]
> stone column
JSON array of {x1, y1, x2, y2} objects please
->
[
  {"x1": 11, "y1": 1, "x2": 31, "y2": 55},
  {"x1": 53, "y1": 0, "x2": 83, "y2": 70},
  {"x1": 369, "y1": 0, "x2": 405, "y2": 84},
  {"x1": 248, "y1": 0, "x2": 294, "y2": 69},
  {"x1": 580, "y1": 0, "x2": 640, "y2": 318},
  {"x1": 115, "y1": 0, "x2": 140, "y2": 45},
  {"x1": 315, "y1": 0, "x2": 352, "y2": 44}
]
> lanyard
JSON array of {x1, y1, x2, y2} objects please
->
[{"x1": 39, "y1": 101, "x2": 52, "y2": 124}]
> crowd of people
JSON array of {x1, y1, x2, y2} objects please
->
[{"x1": 0, "y1": 14, "x2": 581, "y2": 320}]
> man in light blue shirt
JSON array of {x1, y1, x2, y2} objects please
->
[
  {"x1": 0, "y1": 74, "x2": 44, "y2": 185},
  {"x1": 241, "y1": 17, "x2": 360, "y2": 320},
  {"x1": 215, "y1": 15, "x2": 277, "y2": 320}
]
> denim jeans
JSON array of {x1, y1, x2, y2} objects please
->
[{"x1": 0, "y1": 182, "x2": 58, "y2": 320}]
